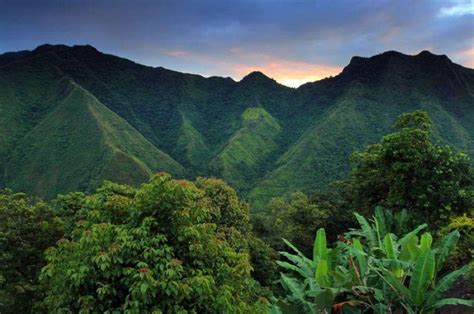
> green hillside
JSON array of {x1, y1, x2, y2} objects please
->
[
  {"x1": 3, "y1": 80, "x2": 182, "y2": 198},
  {"x1": 210, "y1": 107, "x2": 281, "y2": 191},
  {"x1": 0, "y1": 45, "x2": 472, "y2": 206}
]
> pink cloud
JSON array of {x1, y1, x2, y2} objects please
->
[
  {"x1": 229, "y1": 47, "x2": 243, "y2": 55},
  {"x1": 164, "y1": 49, "x2": 191, "y2": 57},
  {"x1": 161, "y1": 48, "x2": 342, "y2": 87},
  {"x1": 231, "y1": 54, "x2": 341, "y2": 87},
  {"x1": 455, "y1": 47, "x2": 474, "y2": 68}
]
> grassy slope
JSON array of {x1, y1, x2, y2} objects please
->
[
  {"x1": 210, "y1": 107, "x2": 281, "y2": 191},
  {"x1": 249, "y1": 52, "x2": 474, "y2": 208},
  {"x1": 0, "y1": 46, "x2": 472, "y2": 207},
  {"x1": 4, "y1": 81, "x2": 183, "y2": 198},
  {"x1": 173, "y1": 113, "x2": 211, "y2": 170}
]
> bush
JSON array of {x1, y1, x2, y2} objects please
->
[
  {"x1": 0, "y1": 189, "x2": 63, "y2": 313},
  {"x1": 440, "y1": 213, "x2": 474, "y2": 273},
  {"x1": 38, "y1": 174, "x2": 269, "y2": 312}
]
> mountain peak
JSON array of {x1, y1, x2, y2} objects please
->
[
  {"x1": 33, "y1": 44, "x2": 69, "y2": 53},
  {"x1": 32, "y1": 44, "x2": 99, "y2": 55},
  {"x1": 240, "y1": 71, "x2": 273, "y2": 83},
  {"x1": 340, "y1": 49, "x2": 455, "y2": 81}
]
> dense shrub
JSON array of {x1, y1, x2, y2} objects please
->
[
  {"x1": 440, "y1": 213, "x2": 474, "y2": 275},
  {"x1": 38, "y1": 174, "x2": 269, "y2": 312},
  {"x1": 0, "y1": 189, "x2": 63, "y2": 313}
]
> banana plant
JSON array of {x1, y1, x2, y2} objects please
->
[
  {"x1": 372, "y1": 229, "x2": 473, "y2": 313},
  {"x1": 276, "y1": 228, "x2": 362, "y2": 313},
  {"x1": 275, "y1": 211, "x2": 473, "y2": 313},
  {"x1": 341, "y1": 211, "x2": 472, "y2": 313}
]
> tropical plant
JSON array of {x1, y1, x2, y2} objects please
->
[
  {"x1": 275, "y1": 209, "x2": 474, "y2": 313},
  {"x1": 275, "y1": 228, "x2": 363, "y2": 313},
  {"x1": 352, "y1": 211, "x2": 473, "y2": 313}
]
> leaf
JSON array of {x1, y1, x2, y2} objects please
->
[
  {"x1": 313, "y1": 228, "x2": 328, "y2": 262},
  {"x1": 352, "y1": 238, "x2": 367, "y2": 277},
  {"x1": 399, "y1": 233, "x2": 416, "y2": 261},
  {"x1": 398, "y1": 223, "x2": 427, "y2": 247},
  {"x1": 276, "y1": 261, "x2": 309, "y2": 278},
  {"x1": 280, "y1": 273, "x2": 306, "y2": 303},
  {"x1": 425, "y1": 265, "x2": 470, "y2": 306},
  {"x1": 419, "y1": 233, "x2": 432, "y2": 253},
  {"x1": 384, "y1": 233, "x2": 403, "y2": 277},
  {"x1": 375, "y1": 267, "x2": 411, "y2": 301},
  {"x1": 315, "y1": 260, "x2": 329, "y2": 287},
  {"x1": 429, "y1": 298, "x2": 474, "y2": 310},
  {"x1": 409, "y1": 249, "x2": 435, "y2": 306},
  {"x1": 406, "y1": 234, "x2": 420, "y2": 261},
  {"x1": 282, "y1": 238, "x2": 309, "y2": 259},
  {"x1": 383, "y1": 233, "x2": 397, "y2": 260},
  {"x1": 354, "y1": 213, "x2": 377, "y2": 247},
  {"x1": 279, "y1": 251, "x2": 314, "y2": 278},
  {"x1": 434, "y1": 230, "x2": 460, "y2": 272}
]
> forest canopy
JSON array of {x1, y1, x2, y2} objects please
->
[{"x1": 0, "y1": 111, "x2": 472, "y2": 313}]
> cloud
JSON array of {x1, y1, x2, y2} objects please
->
[
  {"x1": 454, "y1": 47, "x2": 474, "y2": 67},
  {"x1": 164, "y1": 50, "x2": 191, "y2": 57},
  {"x1": 159, "y1": 47, "x2": 341, "y2": 87},
  {"x1": 0, "y1": 0, "x2": 472, "y2": 82},
  {"x1": 438, "y1": 0, "x2": 474, "y2": 17},
  {"x1": 231, "y1": 53, "x2": 341, "y2": 87}
]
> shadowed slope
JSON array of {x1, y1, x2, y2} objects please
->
[
  {"x1": 210, "y1": 107, "x2": 281, "y2": 191},
  {"x1": 4, "y1": 81, "x2": 183, "y2": 198}
]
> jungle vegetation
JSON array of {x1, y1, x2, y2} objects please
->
[{"x1": 0, "y1": 111, "x2": 472, "y2": 313}]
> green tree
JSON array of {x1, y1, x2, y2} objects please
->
[
  {"x1": 349, "y1": 111, "x2": 473, "y2": 227},
  {"x1": 39, "y1": 173, "x2": 268, "y2": 312},
  {"x1": 195, "y1": 177, "x2": 278, "y2": 288},
  {"x1": 0, "y1": 189, "x2": 63, "y2": 313},
  {"x1": 254, "y1": 192, "x2": 329, "y2": 257}
]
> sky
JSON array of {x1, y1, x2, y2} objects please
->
[{"x1": 0, "y1": 0, "x2": 473, "y2": 87}]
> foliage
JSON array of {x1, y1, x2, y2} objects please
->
[
  {"x1": 349, "y1": 111, "x2": 473, "y2": 228},
  {"x1": 253, "y1": 192, "x2": 329, "y2": 256},
  {"x1": 275, "y1": 209, "x2": 474, "y2": 313},
  {"x1": 38, "y1": 174, "x2": 269, "y2": 312},
  {"x1": 439, "y1": 213, "x2": 474, "y2": 273},
  {"x1": 0, "y1": 189, "x2": 63, "y2": 313}
]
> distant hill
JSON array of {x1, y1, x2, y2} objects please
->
[{"x1": 1, "y1": 45, "x2": 473, "y2": 208}]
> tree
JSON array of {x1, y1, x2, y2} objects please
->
[
  {"x1": 0, "y1": 189, "x2": 63, "y2": 313},
  {"x1": 39, "y1": 173, "x2": 269, "y2": 312},
  {"x1": 349, "y1": 111, "x2": 473, "y2": 228},
  {"x1": 253, "y1": 192, "x2": 329, "y2": 257}
]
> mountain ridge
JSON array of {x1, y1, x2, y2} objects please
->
[
  {"x1": 0, "y1": 44, "x2": 472, "y2": 208},
  {"x1": 4, "y1": 44, "x2": 471, "y2": 86}
]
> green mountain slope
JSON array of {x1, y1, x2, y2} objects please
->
[
  {"x1": 210, "y1": 107, "x2": 281, "y2": 191},
  {"x1": 249, "y1": 52, "x2": 474, "y2": 206},
  {"x1": 3, "y1": 80, "x2": 183, "y2": 198},
  {"x1": 0, "y1": 46, "x2": 472, "y2": 207}
]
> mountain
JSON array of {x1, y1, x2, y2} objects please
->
[{"x1": 0, "y1": 45, "x2": 473, "y2": 207}]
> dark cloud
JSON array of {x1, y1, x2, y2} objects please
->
[{"x1": 0, "y1": 0, "x2": 472, "y2": 86}]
